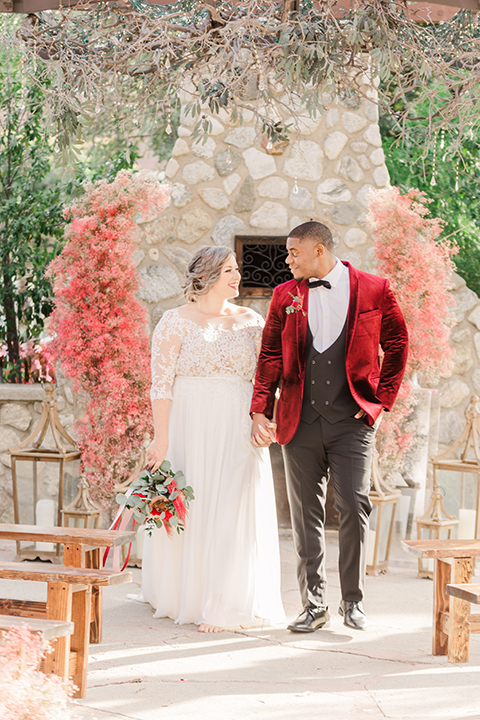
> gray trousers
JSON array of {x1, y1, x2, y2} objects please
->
[{"x1": 282, "y1": 414, "x2": 375, "y2": 608}]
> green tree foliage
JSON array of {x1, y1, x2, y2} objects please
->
[
  {"x1": 0, "y1": 15, "x2": 177, "y2": 383},
  {"x1": 380, "y1": 115, "x2": 480, "y2": 297},
  {"x1": 0, "y1": 31, "x2": 65, "y2": 382}
]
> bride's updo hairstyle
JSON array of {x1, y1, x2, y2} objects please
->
[{"x1": 183, "y1": 246, "x2": 234, "y2": 303}]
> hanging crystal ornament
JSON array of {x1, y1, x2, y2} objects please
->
[
  {"x1": 293, "y1": 178, "x2": 299, "y2": 195},
  {"x1": 430, "y1": 135, "x2": 437, "y2": 187},
  {"x1": 165, "y1": 111, "x2": 172, "y2": 135},
  {"x1": 455, "y1": 161, "x2": 460, "y2": 192},
  {"x1": 253, "y1": 46, "x2": 266, "y2": 92},
  {"x1": 266, "y1": 139, "x2": 273, "y2": 151},
  {"x1": 225, "y1": 147, "x2": 233, "y2": 166}
]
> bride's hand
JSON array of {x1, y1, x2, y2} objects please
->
[
  {"x1": 145, "y1": 439, "x2": 168, "y2": 473},
  {"x1": 251, "y1": 414, "x2": 277, "y2": 447}
]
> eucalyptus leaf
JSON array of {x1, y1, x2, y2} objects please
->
[
  {"x1": 175, "y1": 475, "x2": 186, "y2": 490},
  {"x1": 133, "y1": 509, "x2": 145, "y2": 522}
]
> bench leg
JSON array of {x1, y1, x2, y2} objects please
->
[
  {"x1": 86, "y1": 548, "x2": 102, "y2": 644},
  {"x1": 46, "y1": 582, "x2": 72, "y2": 680},
  {"x1": 71, "y1": 587, "x2": 92, "y2": 698},
  {"x1": 448, "y1": 558, "x2": 473, "y2": 663},
  {"x1": 433, "y1": 559, "x2": 451, "y2": 655}
]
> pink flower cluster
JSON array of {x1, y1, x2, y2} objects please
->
[
  {"x1": 367, "y1": 187, "x2": 456, "y2": 384},
  {"x1": 367, "y1": 187, "x2": 457, "y2": 471},
  {"x1": 0, "y1": 339, "x2": 55, "y2": 383},
  {"x1": 0, "y1": 626, "x2": 75, "y2": 720},
  {"x1": 48, "y1": 170, "x2": 169, "y2": 508}
]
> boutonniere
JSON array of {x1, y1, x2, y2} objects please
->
[{"x1": 286, "y1": 291, "x2": 306, "y2": 316}]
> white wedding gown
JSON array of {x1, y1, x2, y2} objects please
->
[{"x1": 139, "y1": 307, "x2": 285, "y2": 628}]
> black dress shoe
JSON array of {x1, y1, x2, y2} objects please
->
[
  {"x1": 338, "y1": 600, "x2": 367, "y2": 630},
  {"x1": 288, "y1": 606, "x2": 330, "y2": 633}
]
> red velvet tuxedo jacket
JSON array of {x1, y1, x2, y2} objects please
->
[{"x1": 250, "y1": 262, "x2": 408, "y2": 445}]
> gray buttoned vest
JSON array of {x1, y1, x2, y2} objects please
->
[{"x1": 301, "y1": 322, "x2": 358, "y2": 424}]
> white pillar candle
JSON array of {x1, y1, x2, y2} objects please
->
[
  {"x1": 136, "y1": 524, "x2": 147, "y2": 561},
  {"x1": 366, "y1": 529, "x2": 376, "y2": 567},
  {"x1": 35, "y1": 499, "x2": 55, "y2": 552},
  {"x1": 458, "y1": 508, "x2": 476, "y2": 540}
]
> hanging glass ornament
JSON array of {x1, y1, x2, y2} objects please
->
[{"x1": 430, "y1": 134, "x2": 437, "y2": 187}]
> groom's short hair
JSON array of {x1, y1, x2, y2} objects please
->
[{"x1": 289, "y1": 221, "x2": 334, "y2": 251}]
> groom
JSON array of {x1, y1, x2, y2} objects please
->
[{"x1": 250, "y1": 221, "x2": 408, "y2": 632}]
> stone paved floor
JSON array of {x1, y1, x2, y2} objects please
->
[{"x1": 1, "y1": 532, "x2": 480, "y2": 720}]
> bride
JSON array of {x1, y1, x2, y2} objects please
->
[{"x1": 141, "y1": 245, "x2": 285, "y2": 632}]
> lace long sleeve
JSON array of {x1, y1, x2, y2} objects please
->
[
  {"x1": 150, "y1": 310, "x2": 184, "y2": 401},
  {"x1": 252, "y1": 314, "x2": 265, "y2": 359}
]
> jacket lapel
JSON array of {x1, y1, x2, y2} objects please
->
[
  {"x1": 345, "y1": 262, "x2": 358, "y2": 355},
  {"x1": 295, "y1": 279, "x2": 309, "y2": 367}
]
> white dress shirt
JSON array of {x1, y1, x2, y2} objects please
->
[{"x1": 308, "y1": 258, "x2": 350, "y2": 354}]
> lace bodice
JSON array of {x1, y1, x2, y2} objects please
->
[{"x1": 151, "y1": 306, "x2": 265, "y2": 401}]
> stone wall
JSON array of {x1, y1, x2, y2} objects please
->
[
  {"x1": 0, "y1": 379, "x2": 77, "y2": 523},
  {"x1": 134, "y1": 77, "x2": 389, "y2": 326},
  {"x1": 132, "y1": 81, "x2": 480, "y2": 516}
]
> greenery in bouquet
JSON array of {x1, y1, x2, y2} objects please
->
[{"x1": 116, "y1": 461, "x2": 194, "y2": 536}]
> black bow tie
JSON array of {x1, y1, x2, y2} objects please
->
[{"x1": 306, "y1": 279, "x2": 331, "y2": 289}]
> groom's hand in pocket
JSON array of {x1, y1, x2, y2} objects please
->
[{"x1": 251, "y1": 413, "x2": 277, "y2": 447}]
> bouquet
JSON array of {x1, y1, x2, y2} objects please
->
[{"x1": 116, "y1": 461, "x2": 194, "y2": 536}]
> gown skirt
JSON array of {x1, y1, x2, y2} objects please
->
[{"x1": 140, "y1": 375, "x2": 285, "y2": 628}]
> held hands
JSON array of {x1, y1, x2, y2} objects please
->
[
  {"x1": 251, "y1": 413, "x2": 277, "y2": 448},
  {"x1": 145, "y1": 439, "x2": 168, "y2": 474}
]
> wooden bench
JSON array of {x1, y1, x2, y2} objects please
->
[
  {"x1": 0, "y1": 561, "x2": 132, "y2": 698},
  {"x1": 445, "y1": 584, "x2": 480, "y2": 663},
  {"x1": 0, "y1": 615, "x2": 75, "y2": 674},
  {"x1": 0, "y1": 615, "x2": 74, "y2": 644},
  {"x1": 403, "y1": 539, "x2": 480, "y2": 663},
  {"x1": 0, "y1": 524, "x2": 135, "y2": 644}
]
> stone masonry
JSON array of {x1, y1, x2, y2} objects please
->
[
  {"x1": 0, "y1": 377, "x2": 77, "y2": 523},
  {"x1": 133, "y1": 77, "x2": 390, "y2": 323},
  {"x1": 132, "y1": 77, "x2": 480, "y2": 501}
]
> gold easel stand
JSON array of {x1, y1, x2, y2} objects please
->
[
  {"x1": 413, "y1": 395, "x2": 480, "y2": 578},
  {"x1": 9, "y1": 384, "x2": 81, "y2": 561},
  {"x1": 114, "y1": 433, "x2": 151, "y2": 568},
  {"x1": 367, "y1": 447, "x2": 402, "y2": 576}
]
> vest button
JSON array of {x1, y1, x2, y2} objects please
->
[
  {"x1": 311, "y1": 380, "x2": 315, "y2": 385},
  {"x1": 326, "y1": 380, "x2": 331, "y2": 385},
  {"x1": 327, "y1": 360, "x2": 332, "y2": 365},
  {"x1": 325, "y1": 400, "x2": 329, "y2": 405},
  {"x1": 312, "y1": 360, "x2": 316, "y2": 365},
  {"x1": 311, "y1": 400, "x2": 316, "y2": 405}
]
